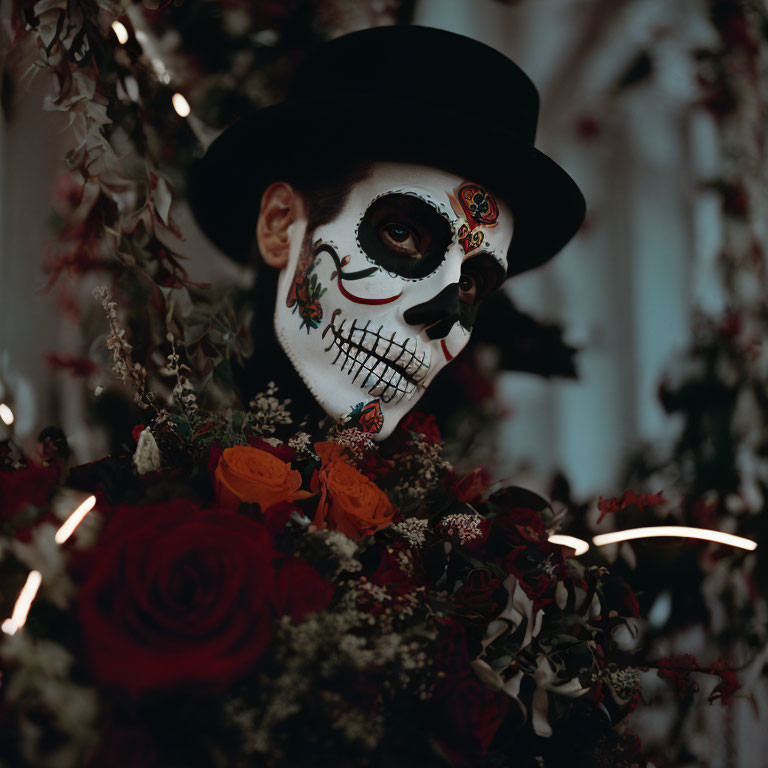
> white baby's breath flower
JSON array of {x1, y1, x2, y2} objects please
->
[
  {"x1": 438, "y1": 513, "x2": 485, "y2": 546},
  {"x1": 248, "y1": 382, "x2": 292, "y2": 435},
  {"x1": 2, "y1": 636, "x2": 98, "y2": 765},
  {"x1": 288, "y1": 431, "x2": 314, "y2": 456},
  {"x1": 392, "y1": 518, "x2": 429, "y2": 548},
  {"x1": 320, "y1": 530, "x2": 362, "y2": 574}
]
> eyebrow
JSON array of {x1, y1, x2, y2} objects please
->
[{"x1": 467, "y1": 249, "x2": 507, "y2": 271}]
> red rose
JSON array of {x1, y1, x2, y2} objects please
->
[
  {"x1": 450, "y1": 467, "x2": 491, "y2": 504},
  {"x1": 495, "y1": 506, "x2": 546, "y2": 544},
  {"x1": 436, "y1": 673, "x2": 509, "y2": 759},
  {"x1": 504, "y1": 545, "x2": 562, "y2": 611},
  {"x1": 433, "y1": 617, "x2": 470, "y2": 675},
  {"x1": 272, "y1": 555, "x2": 334, "y2": 621},
  {"x1": 246, "y1": 438, "x2": 298, "y2": 463},
  {"x1": 78, "y1": 500, "x2": 277, "y2": 694},
  {"x1": 398, "y1": 412, "x2": 441, "y2": 444},
  {"x1": 454, "y1": 569, "x2": 503, "y2": 618},
  {"x1": 261, "y1": 500, "x2": 297, "y2": 534},
  {"x1": 357, "y1": 451, "x2": 394, "y2": 483},
  {"x1": 0, "y1": 463, "x2": 59, "y2": 521},
  {"x1": 371, "y1": 543, "x2": 420, "y2": 596},
  {"x1": 488, "y1": 487, "x2": 551, "y2": 542}
]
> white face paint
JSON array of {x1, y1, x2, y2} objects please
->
[{"x1": 274, "y1": 162, "x2": 513, "y2": 439}]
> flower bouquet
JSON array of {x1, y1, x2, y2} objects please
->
[{"x1": 0, "y1": 356, "x2": 646, "y2": 768}]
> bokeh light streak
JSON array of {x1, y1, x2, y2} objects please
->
[
  {"x1": 0, "y1": 403, "x2": 14, "y2": 425},
  {"x1": 592, "y1": 526, "x2": 756, "y2": 551},
  {"x1": 111, "y1": 20, "x2": 129, "y2": 45},
  {"x1": 1, "y1": 571, "x2": 42, "y2": 636},
  {"x1": 172, "y1": 92, "x2": 191, "y2": 117},
  {"x1": 55, "y1": 495, "x2": 97, "y2": 545},
  {"x1": 548, "y1": 534, "x2": 590, "y2": 556}
]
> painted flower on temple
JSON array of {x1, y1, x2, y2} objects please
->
[{"x1": 286, "y1": 250, "x2": 327, "y2": 332}]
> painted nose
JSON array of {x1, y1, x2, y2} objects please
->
[{"x1": 403, "y1": 283, "x2": 460, "y2": 340}]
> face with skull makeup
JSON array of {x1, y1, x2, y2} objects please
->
[{"x1": 272, "y1": 162, "x2": 514, "y2": 440}]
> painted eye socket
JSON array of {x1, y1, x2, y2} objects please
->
[
  {"x1": 379, "y1": 222, "x2": 421, "y2": 258},
  {"x1": 358, "y1": 193, "x2": 453, "y2": 279},
  {"x1": 459, "y1": 254, "x2": 505, "y2": 307}
]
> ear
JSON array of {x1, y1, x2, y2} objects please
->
[{"x1": 256, "y1": 182, "x2": 305, "y2": 269}]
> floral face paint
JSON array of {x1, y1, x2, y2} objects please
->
[{"x1": 273, "y1": 162, "x2": 513, "y2": 440}]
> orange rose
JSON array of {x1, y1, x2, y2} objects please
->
[
  {"x1": 215, "y1": 445, "x2": 308, "y2": 511},
  {"x1": 312, "y1": 442, "x2": 395, "y2": 540}
]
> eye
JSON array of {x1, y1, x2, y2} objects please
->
[
  {"x1": 379, "y1": 222, "x2": 421, "y2": 258},
  {"x1": 459, "y1": 254, "x2": 505, "y2": 306},
  {"x1": 458, "y1": 273, "x2": 477, "y2": 304},
  {"x1": 358, "y1": 193, "x2": 452, "y2": 279}
]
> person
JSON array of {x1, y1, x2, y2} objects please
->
[{"x1": 188, "y1": 25, "x2": 584, "y2": 440}]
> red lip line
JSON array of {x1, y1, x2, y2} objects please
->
[
  {"x1": 441, "y1": 340, "x2": 453, "y2": 361},
  {"x1": 336, "y1": 277, "x2": 402, "y2": 306}
]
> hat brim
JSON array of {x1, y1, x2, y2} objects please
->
[{"x1": 187, "y1": 97, "x2": 585, "y2": 277}]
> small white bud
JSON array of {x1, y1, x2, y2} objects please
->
[{"x1": 133, "y1": 428, "x2": 161, "y2": 475}]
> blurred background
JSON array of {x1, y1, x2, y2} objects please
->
[
  {"x1": 0, "y1": 0, "x2": 727, "y2": 496},
  {"x1": 2, "y1": 0, "x2": 767, "y2": 765}
]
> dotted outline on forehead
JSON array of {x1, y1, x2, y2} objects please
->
[
  {"x1": 472, "y1": 235, "x2": 508, "y2": 271},
  {"x1": 354, "y1": 189, "x2": 457, "y2": 283}
]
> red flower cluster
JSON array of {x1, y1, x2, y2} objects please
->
[
  {"x1": 78, "y1": 499, "x2": 332, "y2": 695},
  {"x1": 653, "y1": 653, "x2": 741, "y2": 704},
  {"x1": 596, "y1": 489, "x2": 665, "y2": 524},
  {"x1": 397, "y1": 411, "x2": 441, "y2": 445},
  {"x1": 430, "y1": 617, "x2": 510, "y2": 761},
  {"x1": 0, "y1": 463, "x2": 60, "y2": 521}
]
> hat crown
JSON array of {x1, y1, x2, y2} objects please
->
[
  {"x1": 288, "y1": 25, "x2": 540, "y2": 147},
  {"x1": 188, "y1": 24, "x2": 584, "y2": 273}
]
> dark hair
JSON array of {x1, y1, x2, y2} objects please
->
[
  {"x1": 239, "y1": 157, "x2": 372, "y2": 411},
  {"x1": 290, "y1": 159, "x2": 373, "y2": 233},
  {"x1": 249, "y1": 156, "x2": 372, "y2": 267},
  {"x1": 248, "y1": 156, "x2": 372, "y2": 343}
]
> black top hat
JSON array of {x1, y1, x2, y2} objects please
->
[{"x1": 188, "y1": 25, "x2": 585, "y2": 277}]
